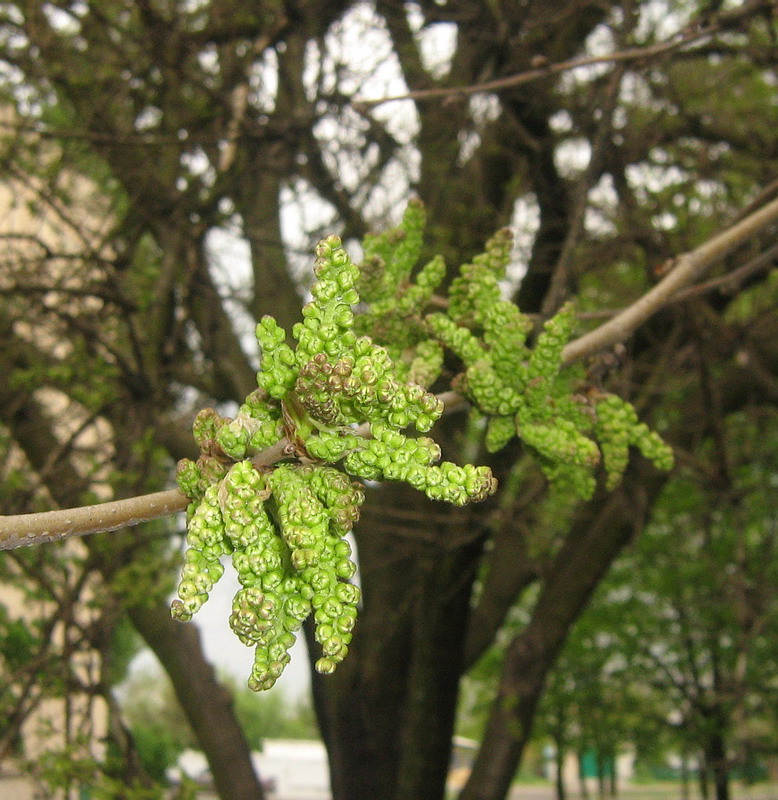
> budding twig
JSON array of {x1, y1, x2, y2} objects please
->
[
  {"x1": 3, "y1": 191, "x2": 776, "y2": 551},
  {"x1": 0, "y1": 489, "x2": 189, "y2": 550},
  {"x1": 0, "y1": 438, "x2": 292, "y2": 551}
]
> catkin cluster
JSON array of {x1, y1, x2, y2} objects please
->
[
  {"x1": 172, "y1": 459, "x2": 362, "y2": 690},
  {"x1": 171, "y1": 224, "x2": 498, "y2": 690},
  {"x1": 255, "y1": 233, "x2": 497, "y2": 504},
  {"x1": 172, "y1": 201, "x2": 674, "y2": 690},
  {"x1": 418, "y1": 227, "x2": 673, "y2": 498}
]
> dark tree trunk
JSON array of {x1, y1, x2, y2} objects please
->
[
  {"x1": 579, "y1": 753, "x2": 591, "y2": 800},
  {"x1": 706, "y1": 731, "x2": 731, "y2": 800},
  {"x1": 680, "y1": 751, "x2": 691, "y2": 800},
  {"x1": 554, "y1": 735, "x2": 566, "y2": 800},
  {"x1": 699, "y1": 754, "x2": 711, "y2": 800},
  {"x1": 596, "y1": 750, "x2": 610, "y2": 799},
  {"x1": 309, "y1": 481, "x2": 486, "y2": 800},
  {"x1": 609, "y1": 753, "x2": 617, "y2": 798},
  {"x1": 459, "y1": 460, "x2": 664, "y2": 800}
]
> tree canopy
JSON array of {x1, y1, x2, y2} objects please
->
[{"x1": 1, "y1": 3, "x2": 778, "y2": 800}]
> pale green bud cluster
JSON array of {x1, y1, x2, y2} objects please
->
[
  {"x1": 342, "y1": 422, "x2": 496, "y2": 505},
  {"x1": 352, "y1": 209, "x2": 674, "y2": 500},
  {"x1": 171, "y1": 200, "x2": 675, "y2": 690},
  {"x1": 594, "y1": 394, "x2": 674, "y2": 489},
  {"x1": 358, "y1": 198, "x2": 426, "y2": 304},
  {"x1": 172, "y1": 218, "x2": 500, "y2": 690},
  {"x1": 171, "y1": 483, "x2": 229, "y2": 622},
  {"x1": 172, "y1": 459, "x2": 361, "y2": 691},
  {"x1": 447, "y1": 228, "x2": 515, "y2": 325},
  {"x1": 427, "y1": 298, "x2": 599, "y2": 497},
  {"x1": 251, "y1": 232, "x2": 490, "y2": 504},
  {"x1": 354, "y1": 201, "x2": 446, "y2": 376},
  {"x1": 407, "y1": 339, "x2": 444, "y2": 389},
  {"x1": 176, "y1": 399, "x2": 282, "y2": 504},
  {"x1": 269, "y1": 465, "x2": 361, "y2": 677}
]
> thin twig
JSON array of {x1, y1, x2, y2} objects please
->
[
  {"x1": 562, "y1": 194, "x2": 778, "y2": 364},
  {"x1": 670, "y1": 240, "x2": 778, "y2": 302},
  {"x1": 356, "y1": 2, "x2": 767, "y2": 110},
  {"x1": 0, "y1": 437, "x2": 291, "y2": 550},
  {"x1": 0, "y1": 489, "x2": 189, "y2": 551}
]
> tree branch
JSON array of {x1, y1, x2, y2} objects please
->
[
  {"x1": 0, "y1": 439, "x2": 290, "y2": 551},
  {"x1": 0, "y1": 488, "x2": 188, "y2": 550},
  {"x1": 4, "y1": 188, "x2": 777, "y2": 551},
  {"x1": 562, "y1": 194, "x2": 778, "y2": 364},
  {"x1": 357, "y1": 1, "x2": 770, "y2": 109},
  {"x1": 0, "y1": 392, "x2": 469, "y2": 551}
]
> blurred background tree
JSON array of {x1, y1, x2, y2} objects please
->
[
  {"x1": 119, "y1": 666, "x2": 318, "y2": 782},
  {"x1": 1, "y1": 2, "x2": 778, "y2": 800}
]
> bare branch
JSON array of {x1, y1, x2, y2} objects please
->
[
  {"x1": 357, "y1": 1, "x2": 770, "y2": 109},
  {"x1": 0, "y1": 488, "x2": 189, "y2": 551},
  {"x1": 562, "y1": 194, "x2": 778, "y2": 364},
  {"x1": 0, "y1": 439, "x2": 290, "y2": 551}
]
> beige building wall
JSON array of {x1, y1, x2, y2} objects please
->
[{"x1": 1, "y1": 110, "x2": 113, "y2": 798}]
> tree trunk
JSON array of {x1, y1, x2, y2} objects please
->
[
  {"x1": 597, "y1": 752, "x2": 606, "y2": 800},
  {"x1": 459, "y1": 460, "x2": 663, "y2": 800},
  {"x1": 310, "y1": 481, "x2": 486, "y2": 800},
  {"x1": 680, "y1": 751, "x2": 690, "y2": 800},
  {"x1": 706, "y1": 731, "x2": 731, "y2": 800},
  {"x1": 699, "y1": 752, "x2": 710, "y2": 800},
  {"x1": 579, "y1": 752, "x2": 591, "y2": 800},
  {"x1": 554, "y1": 736, "x2": 566, "y2": 800}
]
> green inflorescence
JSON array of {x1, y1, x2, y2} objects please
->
[
  {"x1": 171, "y1": 201, "x2": 674, "y2": 690},
  {"x1": 354, "y1": 200, "x2": 447, "y2": 380},
  {"x1": 171, "y1": 226, "x2": 497, "y2": 691},
  {"x1": 594, "y1": 394, "x2": 675, "y2": 490},
  {"x1": 422, "y1": 227, "x2": 673, "y2": 500}
]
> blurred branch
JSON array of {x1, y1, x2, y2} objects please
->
[{"x1": 357, "y1": 0, "x2": 772, "y2": 109}]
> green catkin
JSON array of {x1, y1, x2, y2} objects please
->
[
  {"x1": 171, "y1": 483, "x2": 230, "y2": 623},
  {"x1": 594, "y1": 394, "x2": 674, "y2": 489},
  {"x1": 171, "y1": 200, "x2": 672, "y2": 691}
]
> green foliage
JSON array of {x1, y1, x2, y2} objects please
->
[
  {"x1": 29, "y1": 736, "x2": 171, "y2": 800},
  {"x1": 120, "y1": 667, "x2": 196, "y2": 781},
  {"x1": 171, "y1": 204, "x2": 673, "y2": 691},
  {"x1": 522, "y1": 408, "x2": 778, "y2": 780},
  {"x1": 725, "y1": 267, "x2": 778, "y2": 324},
  {"x1": 9, "y1": 338, "x2": 119, "y2": 414},
  {"x1": 130, "y1": 722, "x2": 188, "y2": 785}
]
